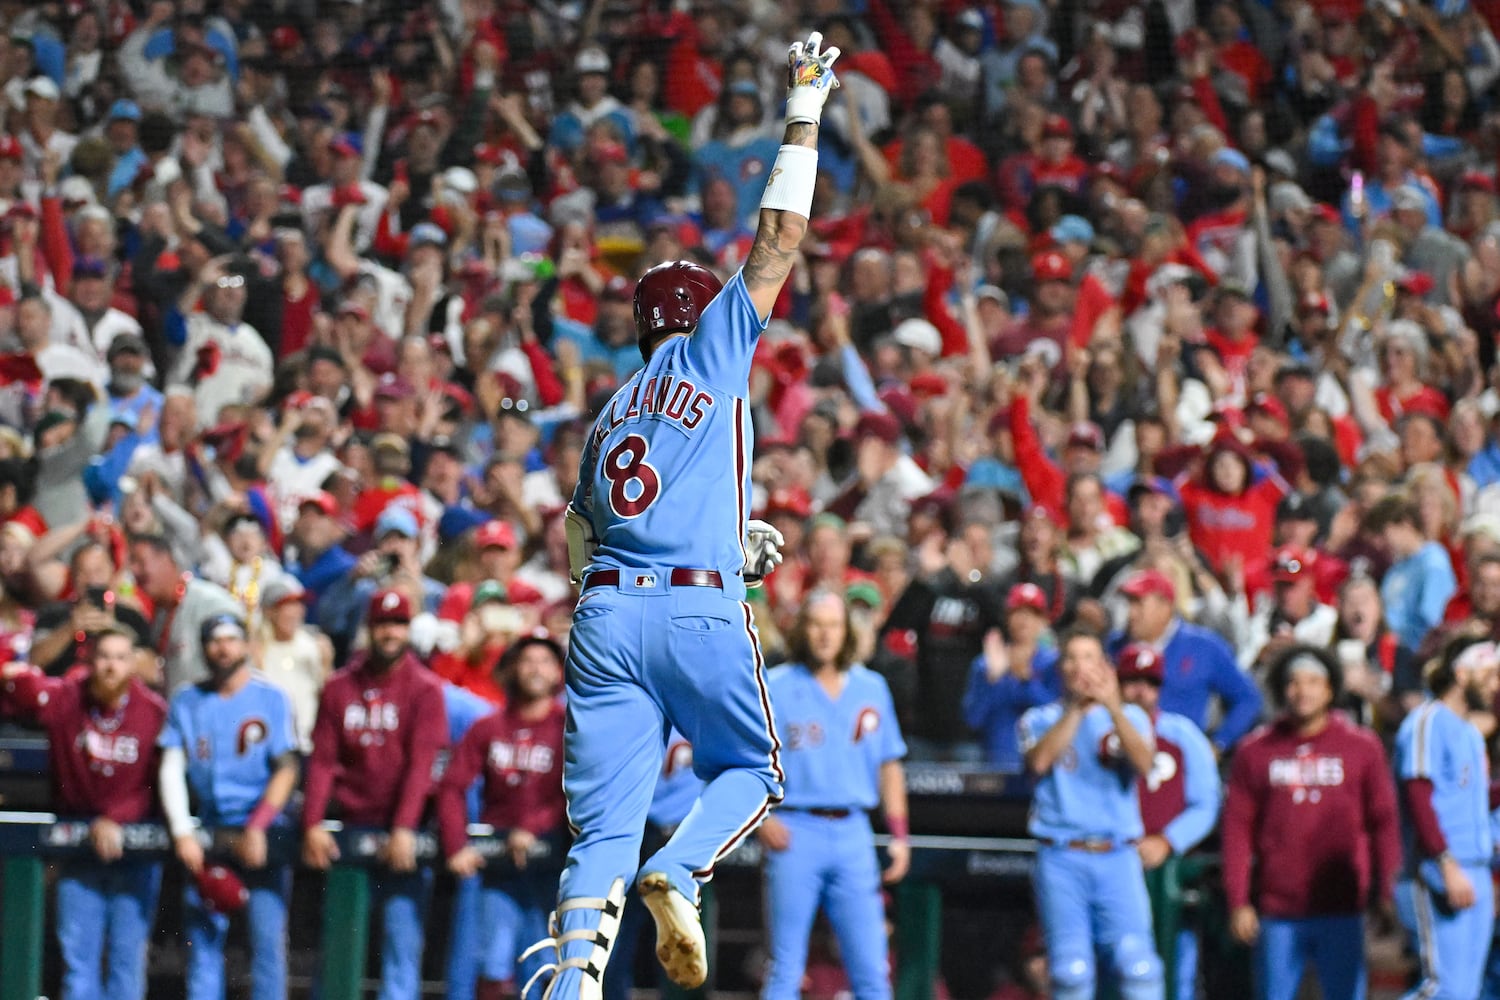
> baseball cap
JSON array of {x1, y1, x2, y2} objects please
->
[
  {"x1": 1121, "y1": 569, "x2": 1176, "y2": 602},
  {"x1": 196, "y1": 865, "x2": 249, "y2": 915},
  {"x1": 199, "y1": 613, "x2": 247, "y2": 647},
  {"x1": 374, "y1": 374, "x2": 416, "y2": 402},
  {"x1": 297, "y1": 491, "x2": 340, "y2": 518},
  {"x1": 474, "y1": 519, "x2": 518, "y2": 550},
  {"x1": 764, "y1": 487, "x2": 813, "y2": 520},
  {"x1": 368, "y1": 588, "x2": 413, "y2": 625},
  {"x1": 853, "y1": 411, "x2": 903, "y2": 446},
  {"x1": 1395, "y1": 270, "x2": 1435, "y2": 296},
  {"x1": 0, "y1": 135, "x2": 21, "y2": 162},
  {"x1": 1006, "y1": 582, "x2": 1048, "y2": 613},
  {"x1": 575, "y1": 47, "x2": 610, "y2": 74},
  {"x1": 1210, "y1": 147, "x2": 1251, "y2": 175},
  {"x1": 1032, "y1": 250, "x2": 1072, "y2": 283},
  {"x1": 1276, "y1": 493, "x2": 1318, "y2": 523},
  {"x1": 1024, "y1": 502, "x2": 1060, "y2": 525},
  {"x1": 846, "y1": 580, "x2": 883, "y2": 609},
  {"x1": 107, "y1": 99, "x2": 142, "y2": 122},
  {"x1": 892, "y1": 318, "x2": 942, "y2": 356},
  {"x1": 1116, "y1": 643, "x2": 1165, "y2": 685},
  {"x1": 106, "y1": 333, "x2": 149, "y2": 362},
  {"x1": 1065, "y1": 422, "x2": 1104, "y2": 452},
  {"x1": 1461, "y1": 512, "x2": 1500, "y2": 543},
  {"x1": 329, "y1": 133, "x2": 362, "y2": 159},
  {"x1": 23, "y1": 77, "x2": 59, "y2": 102},
  {"x1": 1271, "y1": 546, "x2": 1316, "y2": 582},
  {"x1": 976, "y1": 285, "x2": 1009, "y2": 309},
  {"x1": 1245, "y1": 393, "x2": 1289, "y2": 427},
  {"x1": 1390, "y1": 184, "x2": 1428, "y2": 213},
  {"x1": 1128, "y1": 476, "x2": 1180, "y2": 505},
  {"x1": 1049, "y1": 215, "x2": 1095, "y2": 246},
  {"x1": 1041, "y1": 114, "x2": 1073, "y2": 139},
  {"x1": 374, "y1": 506, "x2": 419, "y2": 539},
  {"x1": 471, "y1": 579, "x2": 507, "y2": 609},
  {"x1": 370, "y1": 432, "x2": 410, "y2": 457},
  {"x1": 262, "y1": 576, "x2": 306, "y2": 609}
]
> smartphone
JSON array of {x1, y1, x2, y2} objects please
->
[
  {"x1": 85, "y1": 586, "x2": 109, "y2": 610},
  {"x1": 380, "y1": 553, "x2": 400, "y2": 577}
]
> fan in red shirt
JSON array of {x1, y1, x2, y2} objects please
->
[
  {"x1": 352, "y1": 434, "x2": 425, "y2": 536},
  {"x1": 1177, "y1": 432, "x2": 1290, "y2": 574},
  {"x1": 1202, "y1": 281, "x2": 1260, "y2": 392},
  {"x1": 1374, "y1": 321, "x2": 1450, "y2": 423},
  {"x1": 1185, "y1": 148, "x2": 1253, "y2": 279},
  {"x1": 431, "y1": 580, "x2": 522, "y2": 706},
  {"x1": 438, "y1": 520, "x2": 545, "y2": 623},
  {"x1": 1221, "y1": 645, "x2": 1399, "y2": 999},
  {"x1": 996, "y1": 116, "x2": 1091, "y2": 214},
  {"x1": 439, "y1": 633, "x2": 568, "y2": 996}
]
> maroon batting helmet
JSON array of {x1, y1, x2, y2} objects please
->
[
  {"x1": 633, "y1": 260, "x2": 722, "y2": 358},
  {"x1": 196, "y1": 864, "x2": 249, "y2": 914}
]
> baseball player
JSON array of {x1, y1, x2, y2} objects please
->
[
  {"x1": 1, "y1": 627, "x2": 166, "y2": 1000},
  {"x1": 1018, "y1": 629, "x2": 1163, "y2": 1000},
  {"x1": 157, "y1": 612, "x2": 300, "y2": 1000},
  {"x1": 758, "y1": 590, "x2": 909, "y2": 1000},
  {"x1": 1116, "y1": 644, "x2": 1221, "y2": 1000},
  {"x1": 544, "y1": 30, "x2": 838, "y2": 1000},
  {"x1": 445, "y1": 677, "x2": 508, "y2": 1000},
  {"x1": 302, "y1": 588, "x2": 450, "y2": 1000},
  {"x1": 439, "y1": 633, "x2": 568, "y2": 1000},
  {"x1": 603, "y1": 730, "x2": 709, "y2": 1000},
  {"x1": 1393, "y1": 637, "x2": 1498, "y2": 1000},
  {"x1": 1221, "y1": 645, "x2": 1400, "y2": 1000}
]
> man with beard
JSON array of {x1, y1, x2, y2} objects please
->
[
  {"x1": 302, "y1": 588, "x2": 449, "y2": 1000},
  {"x1": 1393, "y1": 638, "x2": 1499, "y2": 1000},
  {"x1": 1222, "y1": 645, "x2": 1398, "y2": 1000},
  {"x1": 168, "y1": 256, "x2": 273, "y2": 429},
  {"x1": 881, "y1": 529, "x2": 1005, "y2": 760},
  {"x1": 158, "y1": 613, "x2": 300, "y2": 1000},
  {"x1": 0, "y1": 628, "x2": 166, "y2": 1000},
  {"x1": 992, "y1": 251, "x2": 1075, "y2": 369},
  {"x1": 440, "y1": 633, "x2": 568, "y2": 1000},
  {"x1": 104, "y1": 333, "x2": 162, "y2": 430},
  {"x1": 1185, "y1": 148, "x2": 1256, "y2": 288},
  {"x1": 129, "y1": 531, "x2": 241, "y2": 692}
]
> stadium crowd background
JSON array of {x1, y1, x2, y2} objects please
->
[{"x1": 7, "y1": 0, "x2": 1500, "y2": 995}]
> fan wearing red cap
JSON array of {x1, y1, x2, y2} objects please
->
[
  {"x1": 286, "y1": 493, "x2": 359, "y2": 620},
  {"x1": 438, "y1": 629, "x2": 568, "y2": 994},
  {"x1": 1114, "y1": 641, "x2": 1221, "y2": 1000},
  {"x1": 961, "y1": 583, "x2": 1063, "y2": 770},
  {"x1": 1244, "y1": 547, "x2": 1337, "y2": 669},
  {"x1": 1, "y1": 628, "x2": 166, "y2": 1000},
  {"x1": 157, "y1": 611, "x2": 299, "y2": 1000},
  {"x1": 302, "y1": 587, "x2": 449, "y2": 996},
  {"x1": 1113, "y1": 569, "x2": 1263, "y2": 753},
  {"x1": 436, "y1": 520, "x2": 544, "y2": 624}
]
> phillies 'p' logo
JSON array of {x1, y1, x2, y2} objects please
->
[
  {"x1": 238, "y1": 718, "x2": 268, "y2": 756},
  {"x1": 852, "y1": 707, "x2": 880, "y2": 744}
]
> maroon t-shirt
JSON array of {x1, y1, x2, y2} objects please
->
[
  {"x1": 1222, "y1": 714, "x2": 1400, "y2": 917},
  {"x1": 6, "y1": 674, "x2": 166, "y2": 822},
  {"x1": 302, "y1": 650, "x2": 449, "y2": 830},
  {"x1": 437, "y1": 699, "x2": 566, "y2": 857}
]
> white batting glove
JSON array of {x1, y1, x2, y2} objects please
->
[
  {"x1": 785, "y1": 31, "x2": 840, "y2": 126},
  {"x1": 744, "y1": 519, "x2": 786, "y2": 587}
]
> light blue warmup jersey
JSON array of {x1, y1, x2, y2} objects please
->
[
  {"x1": 1018, "y1": 701, "x2": 1152, "y2": 843},
  {"x1": 159, "y1": 674, "x2": 297, "y2": 827},
  {"x1": 768, "y1": 664, "x2": 907, "y2": 812},
  {"x1": 573, "y1": 271, "x2": 763, "y2": 590},
  {"x1": 1395, "y1": 699, "x2": 1493, "y2": 867}
]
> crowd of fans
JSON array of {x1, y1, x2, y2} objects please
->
[{"x1": 4, "y1": 0, "x2": 1500, "y2": 994}]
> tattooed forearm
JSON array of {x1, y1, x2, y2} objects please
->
[
  {"x1": 784, "y1": 122, "x2": 818, "y2": 148},
  {"x1": 744, "y1": 219, "x2": 801, "y2": 292}
]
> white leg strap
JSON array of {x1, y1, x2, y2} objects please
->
[{"x1": 520, "y1": 878, "x2": 628, "y2": 1000}]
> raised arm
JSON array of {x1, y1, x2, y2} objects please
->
[{"x1": 743, "y1": 33, "x2": 841, "y2": 322}]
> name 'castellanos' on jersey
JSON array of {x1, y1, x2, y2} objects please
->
[{"x1": 572, "y1": 269, "x2": 763, "y2": 583}]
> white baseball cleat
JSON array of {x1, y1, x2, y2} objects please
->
[{"x1": 638, "y1": 871, "x2": 708, "y2": 989}]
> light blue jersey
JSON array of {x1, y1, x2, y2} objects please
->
[
  {"x1": 573, "y1": 271, "x2": 764, "y2": 591},
  {"x1": 1018, "y1": 701, "x2": 1153, "y2": 843},
  {"x1": 1396, "y1": 700, "x2": 1492, "y2": 868},
  {"x1": 159, "y1": 674, "x2": 297, "y2": 827},
  {"x1": 768, "y1": 664, "x2": 907, "y2": 811}
]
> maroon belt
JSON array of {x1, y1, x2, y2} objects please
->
[
  {"x1": 783, "y1": 807, "x2": 852, "y2": 819},
  {"x1": 583, "y1": 569, "x2": 724, "y2": 592}
]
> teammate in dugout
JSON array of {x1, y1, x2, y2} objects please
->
[
  {"x1": 1019, "y1": 629, "x2": 1163, "y2": 1000},
  {"x1": 1116, "y1": 643, "x2": 1220, "y2": 1000},
  {"x1": 440, "y1": 632, "x2": 569, "y2": 1000},
  {"x1": 158, "y1": 613, "x2": 300, "y2": 1000},
  {"x1": 1, "y1": 627, "x2": 166, "y2": 1000},
  {"x1": 301, "y1": 587, "x2": 450, "y2": 1000},
  {"x1": 758, "y1": 591, "x2": 910, "y2": 1000},
  {"x1": 1393, "y1": 637, "x2": 1499, "y2": 1000},
  {"x1": 1221, "y1": 645, "x2": 1399, "y2": 1000},
  {"x1": 537, "y1": 30, "x2": 837, "y2": 1000}
]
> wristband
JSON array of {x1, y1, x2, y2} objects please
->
[
  {"x1": 887, "y1": 816, "x2": 909, "y2": 840},
  {"x1": 759, "y1": 145, "x2": 818, "y2": 219},
  {"x1": 246, "y1": 799, "x2": 281, "y2": 832},
  {"x1": 1437, "y1": 850, "x2": 1456, "y2": 867}
]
